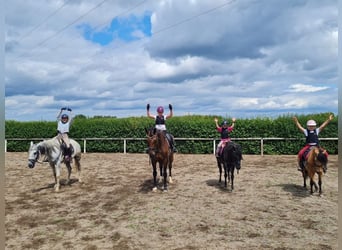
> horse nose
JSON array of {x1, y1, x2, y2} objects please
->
[{"x1": 28, "y1": 160, "x2": 35, "y2": 168}]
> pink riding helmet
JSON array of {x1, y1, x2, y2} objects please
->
[{"x1": 157, "y1": 106, "x2": 164, "y2": 113}]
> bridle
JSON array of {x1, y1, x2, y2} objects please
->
[{"x1": 147, "y1": 134, "x2": 158, "y2": 155}]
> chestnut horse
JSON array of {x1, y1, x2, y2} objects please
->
[
  {"x1": 145, "y1": 127, "x2": 174, "y2": 192},
  {"x1": 301, "y1": 146, "x2": 328, "y2": 195}
]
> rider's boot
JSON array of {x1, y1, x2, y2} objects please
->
[
  {"x1": 64, "y1": 147, "x2": 72, "y2": 162},
  {"x1": 215, "y1": 146, "x2": 221, "y2": 157},
  {"x1": 298, "y1": 159, "x2": 304, "y2": 171},
  {"x1": 171, "y1": 141, "x2": 177, "y2": 152}
]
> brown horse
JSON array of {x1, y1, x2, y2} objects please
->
[
  {"x1": 301, "y1": 146, "x2": 328, "y2": 195},
  {"x1": 145, "y1": 127, "x2": 174, "y2": 192}
]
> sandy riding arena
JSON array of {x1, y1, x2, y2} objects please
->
[{"x1": 5, "y1": 153, "x2": 338, "y2": 250}]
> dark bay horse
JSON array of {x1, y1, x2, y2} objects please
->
[
  {"x1": 216, "y1": 141, "x2": 242, "y2": 190},
  {"x1": 145, "y1": 127, "x2": 174, "y2": 192},
  {"x1": 301, "y1": 146, "x2": 328, "y2": 195},
  {"x1": 27, "y1": 136, "x2": 82, "y2": 192}
]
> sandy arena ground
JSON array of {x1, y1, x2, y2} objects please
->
[{"x1": 5, "y1": 152, "x2": 338, "y2": 250}]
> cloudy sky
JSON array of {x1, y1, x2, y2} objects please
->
[{"x1": 5, "y1": 0, "x2": 338, "y2": 121}]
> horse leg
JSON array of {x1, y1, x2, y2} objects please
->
[
  {"x1": 216, "y1": 157, "x2": 222, "y2": 183},
  {"x1": 309, "y1": 176, "x2": 318, "y2": 194},
  {"x1": 74, "y1": 155, "x2": 82, "y2": 183},
  {"x1": 168, "y1": 161, "x2": 173, "y2": 184},
  {"x1": 230, "y1": 166, "x2": 235, "y2": 191},
  {"x1": 65, "y1": 161, "x2": 72, "y2": 185},
  {"x1": 50, "y1": 163, "x2": 57, "y2": 186},
  {"x1": 163, "y1": 162, "x2": 168, "y2": 192},
  {"x1": 54, "y1": 164, "x2": 61, "y2": 192},
  {"x1": 318, "y1": 172, "x2": 322, "y2": 194},
  {"x1": 152, "y1": 162, "x2": 158, "y2": 192},
  {"x1": 159, "y1": 162, "x2": 163, "y2": 183},
  {"x1": 302, "y1": 170, "x2": 307, "y2": 188},
  {"x1": 223, "y1": 162, "x2": 228, "y2": 188}
]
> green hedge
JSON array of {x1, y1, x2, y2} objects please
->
[{"x1": 5, "y1": 113, "x2": 338, "y2": 154}]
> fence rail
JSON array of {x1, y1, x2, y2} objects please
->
[{"x1": 5, "y1": 137, "x2": 338, "y2": 155}]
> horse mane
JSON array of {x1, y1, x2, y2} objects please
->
[{"x1": 307, "y1": 146, "x2": 327, "y2": 166}]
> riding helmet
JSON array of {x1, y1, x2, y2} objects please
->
[
  {"x1": 157, "y1": 106, "x2": 164, "y2": 113},
  {"x1": 306, "y1": 120, "x2": 316, "y2": 126},
  {"x1": 221, "y1": 120, "x2": 228, "y2": 126},
  {"x1": 61, "y1": 114, "x2": 69, "y2": 119}
]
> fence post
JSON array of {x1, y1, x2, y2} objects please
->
[
  {"x1": 124, "y1": 139, "x2": 126, "y2": 154},
  {"x1": 5, "y1": 140, "x2": 7, "y2": 153},
  {"x1": 83, "y1": 139, "x2": 86, "y2": 153},
  {"x1": 261, "y1": 138, "x2": 264, "y2": 156}
]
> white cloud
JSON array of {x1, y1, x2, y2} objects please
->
[
  {"x1": 5, "y1": 0, "x2": 338, "y2": 121},
  {"x1": 288, "y1": 84, "x2": 329, "y2": 93}
]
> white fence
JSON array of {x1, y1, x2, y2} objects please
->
[{"x1": 5, "y1": 137, "x2": 338, "y2": 155}]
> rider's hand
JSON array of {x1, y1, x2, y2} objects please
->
[
  {"x1": 169, "y1": 104, "x2": 173, "y2": 110},
  {"x1": 61, "y1": 107, "x2": 66, "y2": 111},
  {"x1": 67, "y1": 107, "x2": 72, "y2": 112},
  {"x1": 146, "y1": 103, "x2": 150, "y2": 111}
]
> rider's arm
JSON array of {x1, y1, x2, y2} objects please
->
[
  {"x1": 57, "y1": 108, "x2": 63, "y2": 120},
  {"x1": 319, "y1": 114, "x2": 334, "y2": 132},
  {"x1": 147, "y1": 110, "x2": 155, "y2": 119},
  {"x1": 292, "y1": 116, "x2": 305, "y2": 133},
  {"x1": 166, "y1": 109, "x2": 173, "y2": 119},
  {"x1": 230, "y1": 118, "x2": 236, "y2": 129},
  {"x1": 214, "y1": 118, "x2": 220, "y2": 129},
  {"x1": 146, "y1": 104, "x2": 155, "y2": 119},
  {"x1": 166, "y1": 104, "x2": 173, "y2": 119}
]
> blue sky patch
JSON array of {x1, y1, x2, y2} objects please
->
[{"x1": 80, "y1": 13, "x2": 151, "y2": 45}]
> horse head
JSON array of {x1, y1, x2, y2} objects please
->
[
  {"x1": 316, "y1": 147, "x2": 328, "y2": 166},
  {"x1": 146, "y1": 128, "x2": 157, "y2": 156},
  {"x1": 225, "y1": 142, "x2": 242, "y2": 169},
  {"x1": 27, "y1": 142, "x2": 44, "y2": 168}
]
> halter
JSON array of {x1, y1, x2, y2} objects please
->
[{"x1": 28, "y1": 146, "x2": 44, "y2": 166}]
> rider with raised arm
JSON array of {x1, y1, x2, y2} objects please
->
[
  {"x1": 215, "y1": 117, "x2": 236, "y2": 157},
  {"x1": 293, "y1": 114, "x2": 333, "y2": 172},
  {"x1": 57, "y1": 107, "x2": 73, "y2": 162},
  {"x1": 147, "y1": 104, "x2": 177, "y2": 152}
]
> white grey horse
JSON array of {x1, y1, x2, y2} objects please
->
[{"x1": 27, "y1": 136, "x2": 82, "y2": 192}]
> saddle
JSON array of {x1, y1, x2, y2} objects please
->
[{"x1": 301, "y1": 147, "x2": 313, "y2": 161}]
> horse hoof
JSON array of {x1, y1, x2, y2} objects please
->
[
  {"x1": 163, "y1": 188, "x2": 168, "y2": 193},
  {"x1": 152, "y1": 187, "x2": 158, "y2": 192},
  {"x1": 168, "y1": 177, "x2": 173, "y2": 184}
]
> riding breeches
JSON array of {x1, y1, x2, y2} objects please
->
[{"x1": 58, "y1": 133, "x2": 70, "y2": 148}]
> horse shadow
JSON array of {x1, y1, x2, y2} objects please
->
[
  {"x1": 275, "y1": 183, "x2": 311, "y2": 198},
  {"x1": 206, "y1": 179, "x2": 233, "y2": 193},
  {"x1": 31, "y1": 178, "x2": 79, "y2": 193},
  {"x1": 138, "y1": 179, "x2": 156, "y2": 193}
]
